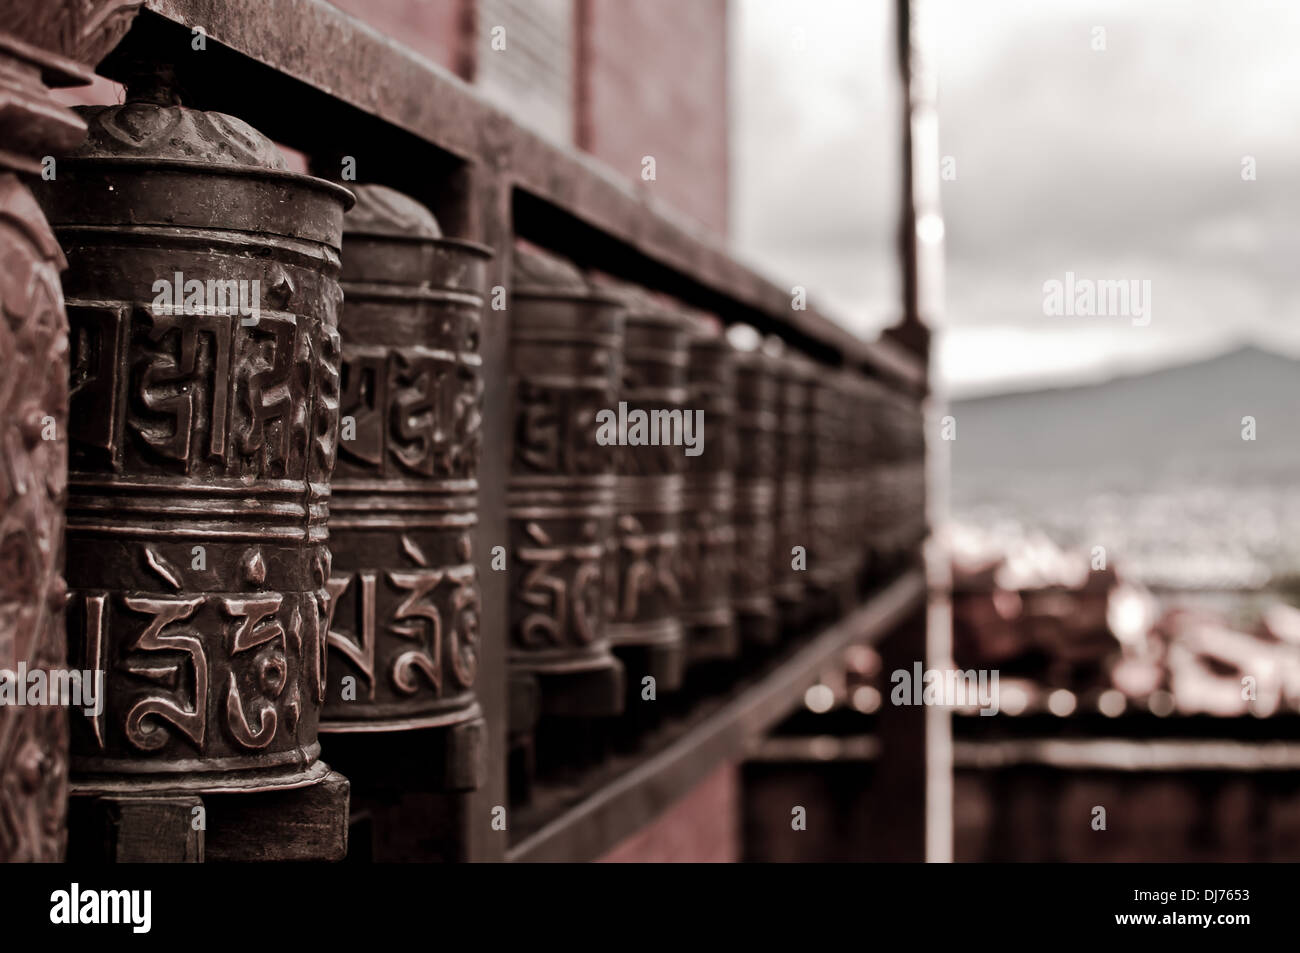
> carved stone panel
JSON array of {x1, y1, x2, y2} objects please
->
[
  {"x1": 0, "y1": 21, "x2": 104, "y2": 862},
  {"x1": 0, "y1": 175, "x2": 72, "y2": 859}
]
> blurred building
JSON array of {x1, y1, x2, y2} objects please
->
[
  {"x1": 947, "y1": 525, "x2": 1300, "y2": 862},
  {"x1": 330, "y1": 0, "x2": 730, "y2": 235}
]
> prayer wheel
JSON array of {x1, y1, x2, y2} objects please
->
[
  {"x1": 771, "y1": 350, "x2": 812, "y2": 631},
  {"x1": 680, "y1": 331, "x2": 737, "y2": 662},
  {"x1": 40, "y1": 87, "x2": 353, "y2": 794},
  {"x1": 805, "y1": 365, "x2": 843, "y2": 615},
  {"x1": 731, "y1": 347, "x2": 779, "y2": 648},
  {"x1": 321, "y1": 185, "x2": 490, "y2": 771},
  {"x1": 507, "y1": 250, "x2": 625, "y2": 715},
  {"x1": 605, "y1": 293, "x2": 691, "y2": 692}
]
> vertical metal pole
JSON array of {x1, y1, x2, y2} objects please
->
[
  {"x1": 895, "y1": 0, "x2": 952, "y2": 863},
  {"x1": 893, "y1": 0, "x2": 941, "y2": 364}
]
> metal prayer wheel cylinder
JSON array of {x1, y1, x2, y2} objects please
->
[
  {"x1": 39, "y1": 97, "x2": 354, "y2": 792},
  {"x1": 855, "y1": 375, "x2": 890, "y2": 580},
  {"x1": 680, "y1": 333, "x2": 737, "y2": 663},
  {"x1": 731, "y1": 347, "x2": 779, "y2": 648},
  {"x1": 507, "y1": 251, "x2": 626, "y2": 716},
  {"x1": 606, "y1": 303, "x2": 690, "y2": 692},
  {"x1": 321, "y1": 185, "x2": 489, "y2": 754},
  {"x1": 806, "y1": 366, "x2": 850, "y2": 609},
  {"x1": 877, "y1": 390, "x2": 905, "y2": 563},
  {"x1": 873, "y1": 387, "x2": 924, "y2": 567},
  {"x1": 898, "y1": 392, "x2": 927, "y2": 555},
  {"x1": 771, "y1": 351, "x2": 812, "y2": 629},
  {"x1": 830, "y1": 372, "x2": 864, "y2": 604},
  {"x1": 837, "y1": 372, "x2": 868, "y2": 590}
]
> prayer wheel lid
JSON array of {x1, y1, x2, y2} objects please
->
[
  {"x1": 687, "y1": 308, "x2": 729, "y2": 350},
  {"x1": 46, "y1": 71, "x2": 356, "y2": 235},
  {"x1": 70, "y1": 101, "x2": 290, "y2": 170},
  {"x1": 762, "y1": 338, "x2": 816, "y2": 377},
  {"x1": 678, "y1": 306, "x2": 719, "y2": 338},
  {"x1": 512, "y1": 245, "x2": 588, "y2": 292},
  {"x1": 596, "y1": 279, "x2": 685, "y2": 328},
  {"x1": 690, "y1": 326, "x2": 728, "y2": 347},
  {"x1": 344, "y1": 183, "x2": 443, "y2": 238}
]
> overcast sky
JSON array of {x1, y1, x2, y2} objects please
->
[{"x1": 731, "y1": 0, "x2": 1300, "y2": 397}]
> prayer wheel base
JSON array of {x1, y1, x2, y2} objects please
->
[
  {"x1": 736, "y1": 610, "x2": 779, "y2": 652},
  {"x1": 534, "y1": 716, "x2": 611, "y2": 785},
  {"x1": 321, "y1": 717, "x2": 487, "y2": 797},
  {"x1": 535, "y1": 662, "x2": 627, "y2": 718},
  {"x1": 685, "y1": 614, "x2": 741, "y2": 664},
  {"x1": 67, "y1": 768, "x2": 349, "y2": 862},
  {"x1": 319, "y1": 720, "x2": 486, "y2": 860},
  {"x1": 613, "y1": 640, "x2": 686, "y2": 697},
  {"x1": 776, "y1": 596, "x2": 811, "y2": 637}
]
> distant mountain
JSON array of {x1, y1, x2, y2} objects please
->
[
  {"x1": 947, "y1": 346, "x2": 1300, "y2": 590},
  {"x1": 949, "y1": 346, "x2": 1300, "y2": 494}
]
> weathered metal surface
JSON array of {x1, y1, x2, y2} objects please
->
[
  {"x1": 680, "y1": 332, "x2": 736, "y2": 662},
  {"x1": 506, "y1": 250, "x2": 625, "y2": 713},
  {"x1": 321, "y1": 185, "x2": 488, "y2": 753},
  {"x1": 38, "y1": 88, "x2": 354, "y2": 794},
  {"x1": 731, "y1": 347, "x2": 778, "y2": 648},
  {"x1": 606, "y1": 295, "x2": 690, "y2": 692},
  {"x1": 0, "y1": 23, "x2": 101, "y2": 861}
]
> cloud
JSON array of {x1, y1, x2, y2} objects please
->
[{"x1": 731, "y1": 0, "x2": 1300, "y2": 392}]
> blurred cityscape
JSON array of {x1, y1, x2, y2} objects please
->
[{"x1": 947, "y1": 344, "x2": 1300, "y2": 718}]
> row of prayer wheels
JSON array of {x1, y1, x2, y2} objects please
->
[{"x1": 30, "y1": 88, "x2": 924, "y2": 851}]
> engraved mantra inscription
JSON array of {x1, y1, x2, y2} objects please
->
[
  {"x1": 68, "y1": 302, "x2": 337, "y2": 479},
  {"x1": 516, "y1": 521, "x2": 602, "y2": 647},
  {"x1": 325, "y1": 535, "x2": 480, "y2": 698},
  {"x1": 512, "y1": 380, "x2": 607, "y2": 476},
  {"x1": 340, "y1": 350, "x2": 481, "y2": 478},
  {"x1": 678, "y1": 511, "x2": 733, "y2": 594},
  {"x1": 509, "y1": 371, "x2": 615, "y2": 651},
  {"x1": 610, "y1": 516, "x2": 679, "y2": 622},
  {"x1": 70, "y1": 585, "x2": 326, "y2": 754}
]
